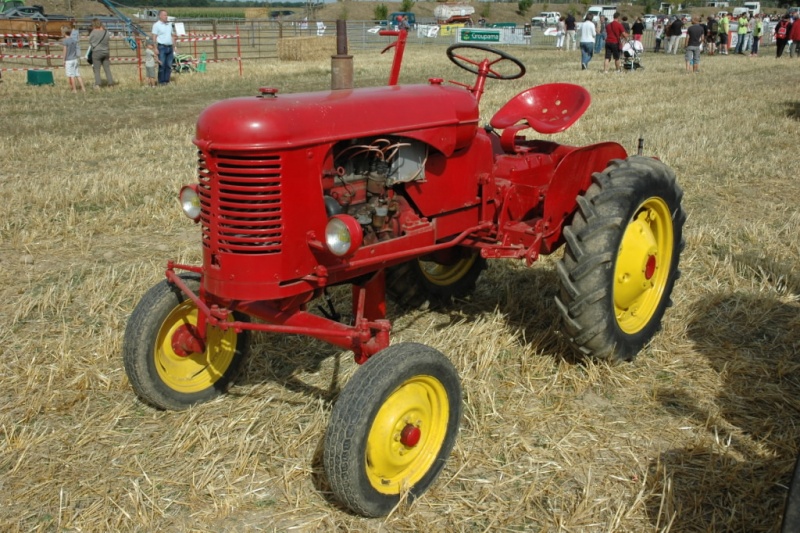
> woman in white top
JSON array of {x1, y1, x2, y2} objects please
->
[{"x1": 556, "y1": 17, "x2": 567, "y2": 50}]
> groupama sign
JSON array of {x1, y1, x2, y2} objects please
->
[
  {"x1": 457, "y1": 27, "x2": 529, "y2": 45},
  {"x1": 459, "y1": 29, "x2": 502, "y2": 42}
]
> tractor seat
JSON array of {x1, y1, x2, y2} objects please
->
[{"x1": 490, "y1": 83, "x2": 591, "y2": 135}]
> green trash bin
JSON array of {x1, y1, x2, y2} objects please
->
[{"x1": 27, "y1": 70, "x2": 55, "y2": 86}]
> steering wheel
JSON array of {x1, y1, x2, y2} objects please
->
[{"x1": 446, "y1": 43, "x2": 526, "y2": 80}]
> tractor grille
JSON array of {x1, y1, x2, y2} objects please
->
[{"x1": 198, "y1": 151, "x2": 283, "y2": 254}]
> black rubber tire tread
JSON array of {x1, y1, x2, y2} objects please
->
[
  {"x1": 782, "y1": 452, "x2": 800, "y2": 532},
  {"x1": 386, "y1": 248, "x2": 486, "y2": 308},
  {"x1": 122, "y1": 273, "x2": 250, "y2": 410},
  {"x1": 323, "y1": 342, "x2": 462, "y2": 517},
  {"x1": 555, "y1": 156, "x2": 686, "y2": 362}
]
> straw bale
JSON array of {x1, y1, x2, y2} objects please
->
[{"x1": 278, "y1": 36, "x2": 336, "y2": 61}]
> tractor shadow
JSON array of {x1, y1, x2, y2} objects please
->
[
  {"x1": 406, "y1": 261, "x2": 583, "y2": 365},
  {"x1": 784, "y1": 101, "x2": 800, "y2": 121},
  {"x1": 643, "y1": 288, "x2": 800, "y2": 530},
  {"x1": 233, "y1": 321, "x2": 347, "y2": 405}
]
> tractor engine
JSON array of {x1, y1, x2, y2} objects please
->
[{"x1": 323, "y1": 136, "x2": 427, "y2": 246}]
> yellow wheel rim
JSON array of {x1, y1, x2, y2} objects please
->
[
  {"x1": 366, "y1": 375, "x2": 450, "y2": 495},
  {"x1": 418, "y1": 253, "x2": 477, "y2": 287},
  {"x1": 154, "y1": 301, "x2": 238, "y2": 394},
  {"x1": 614, "y1": 197, "x2": 674, "y2": 334}
]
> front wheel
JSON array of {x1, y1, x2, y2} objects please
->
[
  {"x1": 123, "y1": 273, "x2": 251, "y2": 410},
  {"x1": 555, "y1": 156, "x2": 686, "y2": 361},
  {"x1": 324, "y1": 343, "x2": 462, "y2": 517}
]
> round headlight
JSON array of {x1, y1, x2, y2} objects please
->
[
  {"x1": 325, "y1": 215, "x2": 363, "y2": 257},
  {"x1": 179, "y1": 185, "x2": 201, "y2": 221}
]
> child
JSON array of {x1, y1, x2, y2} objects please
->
[
  {"x1": 145, "y1": 42, "x2": 160, "y2": 87},
  {"x1": 62, "y1": 26, "x2": 85, "y2": 92}
]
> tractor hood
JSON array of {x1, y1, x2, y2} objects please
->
[{"x1": 194, "y1": 84, "x2": 480, "y2": 156}]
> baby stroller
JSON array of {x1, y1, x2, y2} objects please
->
[
  {"x1": 622, "y1": 39, "x2": 644, "y2": 70},
  {"x1": 172, "y1": 54, "x2": 196, "y2": 74}
]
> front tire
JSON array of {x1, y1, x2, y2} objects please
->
[
  {"x1": 123, "y1": 273, "x2": 251, "y2": 410},
  {"x1": 555, "y1": 157, "x2": 686, "y2": 361},
  {"x1": 324, "y1": 343, "x2": 462, "y2": 517}
]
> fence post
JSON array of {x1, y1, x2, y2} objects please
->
[
  {"x1": 212, "y1": 19, "x2": 219, "y2": 61},
  {"x1": 236, "y1": 24, "x2": 242, "y2": 77}
]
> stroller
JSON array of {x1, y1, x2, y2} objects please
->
[
  {"x1": 172, "y1": 54, "x2": 196, "y2": 74},
  {"x1": 622, "y1": 39, "x2": 644, "y2": 70}
]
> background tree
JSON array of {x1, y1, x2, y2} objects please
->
[
  {"x1": 480, "y1": 2, "x2": 491, "y2": 20},
  {"x1": 517, "y1": 0, "x2": 533, "y2": 17},
  {"x1": 400, "y1": 0, "x2": 415, "y2": 13},
  {"x1": 374, "y1": 3, "x2": 388, "y2": 21}
]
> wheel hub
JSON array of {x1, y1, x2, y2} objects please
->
[
  {"x1": 171, "y1": 324, "x2": 205, "y2": 356},
  {"x1": 400, "y1": 424, "x2": 421, "y2": 447}
]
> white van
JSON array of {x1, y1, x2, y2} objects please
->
[{"x1": 584, "y1": 5, "x2": 618, "y2": 21}]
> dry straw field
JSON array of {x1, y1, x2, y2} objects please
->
[{"x1": 1, "y1": 40, "x2": 799, "y2": 532}]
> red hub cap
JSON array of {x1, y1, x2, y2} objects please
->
[
  {"x1": 171, "y1": 324, "x2": 205, "y2": 356},
  {"x1": 644, "y1": 255, "x2": 657, "y2": 280},
  {"x1": 400, "y1": 424, "x2": 422, "y2": 447}
]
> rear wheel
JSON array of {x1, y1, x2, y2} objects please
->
[
  {"x1": 324, "y1": 343, "x2": 462, "y2": 517},
  {"x1": 555, "y1": 156, "x2": 686, "y2": 361},
  {"x1": 387, "y1": 247, "x2": 486, "y2": 307},
  {"x1": 123, "y1": 273, "x2": 250, "y2": 410}
]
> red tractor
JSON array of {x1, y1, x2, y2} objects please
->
[{"x1": 123, "y1": 31, "x2": 685, "y2": 517}]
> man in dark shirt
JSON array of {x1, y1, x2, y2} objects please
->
[
  {"x1": 684, "y1": 17, "x2": 705, "y2": 73},
  {"x1": 603, "y1": 12, "x2": 629, "y2": 73},
  {"x1": 565, "y1": 13, "x2": 577, "y2": 51},
  {"x1": 667, "y1": 16, "x2": 684, "y2": 54}
]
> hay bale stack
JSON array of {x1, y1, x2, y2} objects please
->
[
  {"x1": 278, "y1": 36, "x2": 336, "y2": 61},
  {"x1": 245, "y1": 8, "x2": 268, "y2": 19}
]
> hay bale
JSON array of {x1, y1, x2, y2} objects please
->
[{"x1": 278, "y1": 36, "x2": 336, "y2": 61}]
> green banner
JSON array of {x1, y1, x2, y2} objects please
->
[{"x1": 460, "y1": 30, "x2": 501, "y2": 42}]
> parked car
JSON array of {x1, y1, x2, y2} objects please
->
[
  {"x1": 643, "y1": 14, "x2": 658, "y2": 29},
  {"x1": 531, "y1": 11, "x2": 561, "y2": 27}
]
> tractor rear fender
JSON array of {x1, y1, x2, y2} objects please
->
[{"x1": 540, "y1": 141, "x2": 627, "y2": 251}]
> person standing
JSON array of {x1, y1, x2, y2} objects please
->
[
  {"x1": 718, "y1": 13, "x2": 730, "y2": 54},
  {"x1": 654, "y1": 19, "x2": 665, "y2": 52},
  {"x1": 632, "y1": 17, "x2": 644, "y2": 41},
  {"x1": 789, "y1": 14, "x2": 800, "y2": 57},
  {"x1": 734, "y1": 13, "x2": 748, "y2": 54},
  {"x1": 556, "y1": 16, "x2": 566, "y2": 50},
  {"x1": 595, "y1": 15, "x2": 606, "y2": 54},
  {"x1": 603, "y1": 12, "x2": 628, "y2": 73},
  {"x1": 579, "y1": 13, "x2": 596, "y2": 69},
  {"x1": 667, "y1": 15, "x2": 683, "y2": 54},
  {"x1": 88, "y1": 18, "x2": 114, "y2": 88},
  {"x1": 684, "y1": 17, "x2": 704, "y2": 73},
  {"x1": 745, "y1": 13, "x2": 755, "y2": 52},
  {"x1": 61, "y1": 26, "x2": 85, "y2": 92},
  {"x1": 565, "y1": 13, "x2": 577, "y2": 52},
  {"x1": 774, "y1": 14, "x2": 791, "y2": 58},
  {"x1": 706, "y1": 16, "x2": 718, "y2": 55},
  {"x1": 144, "y1": 41, "x2": 160, "y2": 87},
  {"x1": 151, "y1": 10, "x2": 177, "y2": 85},
  {"x1": 750, "y1": 14, "x2": 763, "y2": 56}
]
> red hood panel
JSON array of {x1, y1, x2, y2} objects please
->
[{"x1": 194, "y1": 84, "x2": 480, "y2": 155}]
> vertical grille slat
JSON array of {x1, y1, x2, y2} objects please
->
[{"x1": 198, "y1": 151, "x2": 284, "y2": 254}]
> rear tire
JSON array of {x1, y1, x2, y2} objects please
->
[
  {"x1": 387, "y1": 247, "x2": 485, "y2": 308},
  {"x1": 555, "y1": 156, "x2": 686, "y2": 361},
  {"x1": 324, "y1": 343, "x2": 462, "y2": 517},
  {"x1": 123, "y1": 273, "x2": 250, "y2": 410}
]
